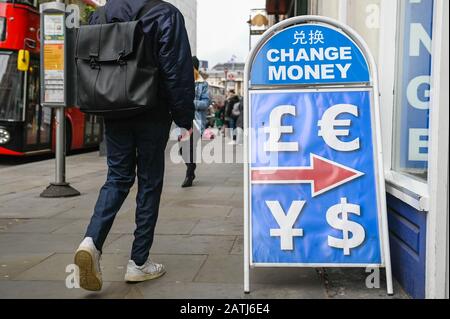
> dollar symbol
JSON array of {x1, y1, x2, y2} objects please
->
[
  {"x1": 326, "y1": 198, "x2": 366, "y2": 256},
  {"x1": 318, "y1": 104, "x2": 360, "y2": 152}
]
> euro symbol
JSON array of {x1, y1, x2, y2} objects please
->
[{"x1": 318, "y1": 104, "x2": 360, "y2": 152}]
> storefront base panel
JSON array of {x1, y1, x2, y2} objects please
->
[{"x1": 387, "y1": 193, "x2": 427, "y2": 299}]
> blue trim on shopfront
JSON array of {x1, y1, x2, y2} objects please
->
[{"x1": 387, "y1": 193, "x2": 426, "y2": 299}]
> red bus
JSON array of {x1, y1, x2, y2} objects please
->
[{"x1": 0, "y1": 0, "x2": 102, "y2": 156}]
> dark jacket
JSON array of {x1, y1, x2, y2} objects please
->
[
  {"x1": 236, "y1": 98, "x2": 244, "y2": 129},
  {"x1": 224, "y1": 95, "x2": 240, "y2": 121},
  {"x1": 89, "y1": 0, "x2": 195, "y2": 129}
]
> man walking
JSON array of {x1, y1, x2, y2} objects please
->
[{"x1": 74, "y1": 0, "x2": 194, "y2": 291}]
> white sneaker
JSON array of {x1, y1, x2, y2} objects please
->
[
  {"x1": 74, "y1": 237, "x2": 102, "y2": 291},
  {"x1": 124, "y1": 259, "x2": 166, "y2": 283}
]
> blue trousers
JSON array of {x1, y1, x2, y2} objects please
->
[{"x1": 85, "y1": 116, "x2": 171, "y2": 266}]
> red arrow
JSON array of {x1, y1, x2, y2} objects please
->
[{"x1": 251, "y1": 154, "x2": 364, "y2": 197}]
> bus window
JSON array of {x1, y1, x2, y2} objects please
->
[
  {"x1": 0, "y1": 1, "x2": 35, "y2": 6},
  {"x1": 25, "y1": 60, "x2": 40, "y2": 146},
  {"x1": 30, "y1": 60, "x2": 51, "y2": 146},
  {"x1": 0, "y1": 52, "x2": 24, "y2": 121},
  {"x1": 24, "y1": 103, "x2": 39, "y2": 146}
]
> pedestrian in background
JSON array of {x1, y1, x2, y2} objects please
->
[
  {"x1": 214, "y1": 103, "x2": 225, "y2": 131},
  {"x1": 224, "y1": 89, "x2": 240, "y2": 142},
  {"x1": 180, "y1": 56, "x2": 210, "y2": 188},
  {"x1": 74, "y1": 0, "x2": 194, "y2": 292},
  {"x1": 235, "y1": 97, "x2": 244, "y2": 145}
]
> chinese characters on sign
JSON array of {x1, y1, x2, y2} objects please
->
[{"x1": 292, "y1": 30, "x2": 325, "y2": 45}]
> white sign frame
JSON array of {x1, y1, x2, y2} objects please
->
[{"x1": 243, "y1": 16, "x2": 394, "y2": 295}]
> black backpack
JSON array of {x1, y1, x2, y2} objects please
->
[{"x1": 75, "y1": 0, "x2": 160, "y2": 119}]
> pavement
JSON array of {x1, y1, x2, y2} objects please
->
[{"x1": 0, "y1": 137, "x2": 409, "y2": 299}]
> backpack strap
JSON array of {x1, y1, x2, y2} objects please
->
[
  {"x1": 134, "y1": 0, "x2": 161, "y2": 20},
  {"x1": 88, "y1": 7, "x2": 104, "y2": 62}
]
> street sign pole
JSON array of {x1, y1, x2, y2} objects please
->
[
  {"x1": 244, "y1": 16, "x2": 394, "y2": 295},
  {"x1": 55, "y1": 106, "x2": 66, "y2": 185},
  {"x1": 40, "y1": 1, "x2": 80, "y2": 198}
]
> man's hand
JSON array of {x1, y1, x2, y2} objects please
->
[{"x1": 178, "y1": 128, "x2": 193, "y2": 142}]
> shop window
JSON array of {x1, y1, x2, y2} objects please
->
[{"x1": 393, "y1": 0, "x2": 433, "y2": 182}]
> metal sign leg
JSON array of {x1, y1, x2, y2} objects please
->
[
  {"x1": 380, "y1": 191, "x2": 394, "y2": 296},
  {"x1": 244, "y1": 211, "x2": 251, "y2": 294},
  {"x1": 244, "y1": 243, "x2": 250, "y2": 294},
  {"x1": 40, "y1": 107, "x2": 80, "y2": 198},
  {"x1": 244, "y1": 127, "x2": 251, "y2": 294}
]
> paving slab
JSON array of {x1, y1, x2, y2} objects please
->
[
  {"x1": 190, "y1": 216, "x2": 242, "y2": 236},
  {"x1": 0, "y1": 219, "x2": 72, "y2": 234},
  {"x1": 0, "y1": 253, "x2": 53, "y2": 281},
  {"x1": 154, "y1": 218, "x2": 199, "y2": 235},
  {"x1": 51, "y1": 194, "x2": 136, "y2": 220},
  {"x1": 104, "y1": 234, "x2": 236, "y2": 256},
  {"x1": 207, "y1": 186, "x2": 239, "y2": 197},
  {"x1": 0, "y1": 219, "x2": 23, "y2": 232},
  {"x1": 0, "y1": 187, "x2": 46, "y2": 203},
  {"x1": 0, "y1": 197, "x2": 75, "y2": 219},
  {"x1": 52, "y1": 217, "x2": 198, "y2": 236},
  {"x1": 195, "y1": 255, "x2": 324, "y2": 287},
  {"x1": 230, "y1": 236, "x2": 243, "y2": 255},
  {"x1": 158, "y1": 204, "x2": 233, "y2": 220},
  {"x1": 134, "y1": 281, "x2": 245, "y2": 299},
  {"x1": 319, "y1": 268, "x2": 410, "y2": 299},
  {"x1": 246, "y1": 284, "x2": 327, "y2": 299},
  {"x1": 50, "y1": 219, "x2": 94, "y2": 235},
  {"x1": 13, "y1": 253, "x2": 207, "y2": 284},
  {"x1": 163, "y1": 185, "x2": 214, "y2": 196},
  {"x1": 0, "y1": 280, "x2": 131, "y2": 299},
  {"x1": 0, "y1": 233, "x2": 121, "y2": 255},
  {"x1": 134, "y1": 282, "x2": 324, "y2": 299}
]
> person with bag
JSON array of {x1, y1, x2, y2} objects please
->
[
  {"x1": 73, "y1": 0, "x2": 195, "y2": 292},
  {"x1": 235, "y1": 97, "x2": 244, "y2": 145},
  {"x1": 224, "y1": 90, "x2": 240, "y2": 142},
  {"x1": 180, "y1": 56, "x2": 210, "y2": 188}
]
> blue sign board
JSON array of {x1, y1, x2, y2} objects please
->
[
  {"x1": 250, "y1": 90, "x2": 382, "y2": 265},
  {"x1": 251, "y1": 24, "x2": 370, "y2": 86},
  {"x1": 248, "y1": 23, "x2": 385, "y2": 266}
]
